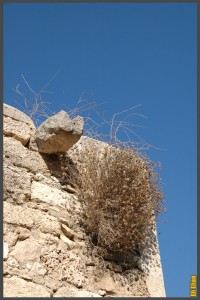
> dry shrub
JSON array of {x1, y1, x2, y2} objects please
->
[
  {"x1": 14, "y1": 72, "x2": 165, "y2": 261},
  {"x1": 78, "y1": 141, "x2": 165, "y2": 257}
]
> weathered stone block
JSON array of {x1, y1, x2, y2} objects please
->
[
  {"x1": 40, "y1": 250, "x2": 86, "y2": 288},
  {"x1": 31, "y1": 181, "x2": 72, "y2": 208},
  {"x1": 53, "y1": 287, "x2": 102, "y2": 297},
  {"x1": 4, "y1": 202, "x2": 34, "y2": 229},
  {"x1": 4, "y1": 137, "x2": 50, "y2": 174},
  {"x1": 59, "y1": 233, "x2": 77, "y2": 250},
  {"x1": 4, "y1": 202, "x2": 60, "y2": 236},
  {"x1": 4, "y1": 165, "x2": 32, "y2": 204},
  {"x1": 32, "y1": 110, "x2": 84, "y2": 154},
  {"x1": 61, "y1": 223, "x2": 76, "y2": 240},
  {"x1": 3, "y1": 116, "x2": 33, "y2": 145},
  {"x1": 10, "y1": 239, "x2": 43, "y2": 265},
  {"x1": 3, "y1": 103, "x2": 35, "y2": 128},
  {"x1": 3, "y1": 242, "x2": 9, "y2": 260},
  {"x1": 4, "y1": 276, "x2": 50, "y2": 297}
]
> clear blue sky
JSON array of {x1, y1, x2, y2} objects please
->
[{"x1": 3, "y1": 3, "x2": 197, "y2": 297}]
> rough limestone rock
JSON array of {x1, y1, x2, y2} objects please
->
[
  {"x1": 4, "y1": 137, "x2": 50, "y2": 175},
  {"x1": 4, "y1": 202, "x2": 61, "y2": 236},
  {"x1": 4, "y1": 164, "x2": 32, "y2": 204},
  {"x1": 3, "y1": 103, "x2": 36, "y2": 146},
  {"x1": 31, "y1": 181, "x2": 81, "y2": 215},
  {"x1": 3, "y1": 242, "x2": 9, "y2": 260},
  {"x1": 31, "y1": 181, "x2": 72, "y2": 208},
  {"x1": 53, "y1": 287, "x2": 102, "y2": 297},
  {"x1": 4, "y1": 116, "x2": 33, "y2": 146},
  {"x1": 60, "y1": 233, "x2": 77, "y2": 250},
  {"x1": 3, "y1": 105, "x2": 166, "y2": 298},
  {"x1": 9, "y1": 239, "x2": 44, "y2": 265},
  {"x1": 31, "y1": 110, "x2": 84, "y2": 154},
  {"x1": 4, "y1": 276, "x2": 50, "y2": 297},
  {"x1": 3, "y1": 103, "x2": 35, "y2": 127}
]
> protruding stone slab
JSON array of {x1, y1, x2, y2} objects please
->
[
  {"x1": 61, "y1": 223, "x2": 76, "y2": 240},
  {"x1": 60, "y1": 233, "x2": 77, "y2": 250},
  {"x1": 32, "y1": 110, "x2": 84, "y2": 154}
]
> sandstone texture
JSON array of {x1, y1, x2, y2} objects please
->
[
  {"x1": 31, "y1": 110, "x2": 84, "y2": 154},
  {"x1": 3, "y1": 104, "x2": 165, "y2": 297},
  {"x1": 4, "y1": 277, "x2": 51, "y2": 297},
  {"x1": 3, "y1": 103, "x2": 35, "y2": 127},
  {"x1": 3, "y1": 242, "x2": 9, "y2": 260},
  {"x1": 53, "y1": 287, "x2": 102, "y2": 297},
  {"x1": 3, "y1": 104, "x2": 35, "y2": 146}
]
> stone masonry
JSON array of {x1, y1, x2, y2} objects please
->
[{"x1": 3, "y1": 104, "x2": 166, "y2": 297}]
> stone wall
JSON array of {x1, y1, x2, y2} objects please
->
[{"x1": 3, "y1": 104, "x2": 165, "y2": 297}]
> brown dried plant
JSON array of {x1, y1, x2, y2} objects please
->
[{"x1": 77, "y1": 140, "x2": 165, "y2": 258}]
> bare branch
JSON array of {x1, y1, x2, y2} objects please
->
[
  {"x1": 21, "y1": 74, "x2": 38, "y2": 97},
  {"x1": 39, "y1": 66, "x2": 63, "y2": 94}
]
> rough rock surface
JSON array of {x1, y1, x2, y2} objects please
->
[
  {"x1": 4, "y1": 277, "x2": 50, "y2": 297},
  {"x1": 3, "y1": 242, "x2": 9, "y2": 260},
  {"x1": 53, "y1": 287, "x2": 102, "y2": 297},
  {"x1": 4, "y1": 136, "x2": 50, "y2": 174},
  {"x1": 31, "y1": 110, "x2": 84, "y2": 154},
  {"x1": 3, "y1": 103, "x2": 35, "y2": 127},
  {"x1": 3, "y1": 104, "x2": 165, "y2": 297},
  {"x1": 3, "y1": 104, "x2": 35, "y2": 146},
  {"x1": 4, "y1": 116, "x2": 33, "y2": 146}
]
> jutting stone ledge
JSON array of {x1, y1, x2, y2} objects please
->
[{"x1": 30, "y1": 110, "x2": 84, "y2": 154}]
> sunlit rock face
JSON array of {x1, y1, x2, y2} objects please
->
[
  {"x1": 3, "y1": 104, "x2": 165, "y2": 298},
  {"x1": 31, "y1": 110, "x2": 84, "y2": 154}
]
